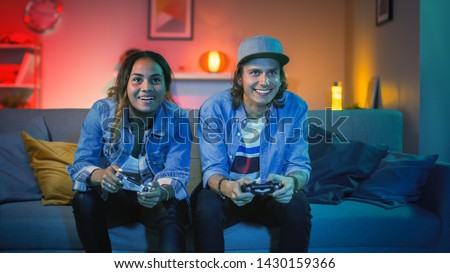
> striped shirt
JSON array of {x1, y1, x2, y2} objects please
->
[{"x1": 230, "y1": 117, "x2": 266, "y2": 182}]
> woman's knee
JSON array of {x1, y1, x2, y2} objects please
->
[
  {"x1": 72, "y1": 191, "x2": 103, "y2": 216},
  {"x1": 157, "y1": 199, "x2": 190, "y2": 227}
]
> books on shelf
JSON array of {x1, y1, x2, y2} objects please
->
[{"x1": 365, "y1": 76, "x2": 383, "y2": 109}]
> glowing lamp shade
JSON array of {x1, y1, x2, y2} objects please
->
[
  {"x1": 331, "y1": 82, "x2": 343, "y2": 110},
  {"x1": 200, "y1": 51, "x2": 228, "y2": 73},
  {"x1": 207, "y1": 51, "x2": 221, "y2": 72}
]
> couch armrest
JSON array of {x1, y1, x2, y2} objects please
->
[{"x1": 418, "y1": 161, "x2": 450, "y2": 252}]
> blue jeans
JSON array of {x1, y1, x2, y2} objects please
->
[
  {"x1": 193, "y1": 188, "x2": 312, "y2": 252},
  {"x1": 72, "y1": 189, "x2": 188, "y2": 252}
]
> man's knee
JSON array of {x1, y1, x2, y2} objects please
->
[
  {"x1": 284, "y1": 191, "x2": 311, "y2": 221},
  {"x1": 194, "y1": 189, "x2": 223, "y2": 219}
]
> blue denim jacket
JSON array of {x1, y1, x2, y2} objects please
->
[
  {"x1": 198, "y1": 90, "x2": 311, "y2": 187},
  {"x1": 66, "y1": 98, "x2": 192, "y2": 200}
]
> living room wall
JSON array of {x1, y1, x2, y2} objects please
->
[
  {"x1": 345, "y1": 0, "x2": 420, "y2": 154},
  {"x1": 419, "y1": 0, "x2": 450, "y2": 162},
  {"x1": 0, "y1": 0, "x2": 346, "y2": 110}
]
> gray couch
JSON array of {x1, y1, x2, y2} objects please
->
[{"x1": 0, "y1": 108, "x2": 449, "y2": 252}]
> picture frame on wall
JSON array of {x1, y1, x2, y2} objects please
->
[
  {"x1": 148, "y1": 0, "x2": 194, "y2": 40},
  {"x1": 376, "y1": 0, "x2": 393, "y2": 26}
]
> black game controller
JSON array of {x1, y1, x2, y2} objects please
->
[{"x1": 241, "y1": 181, "x2": 283, "y2": 195}]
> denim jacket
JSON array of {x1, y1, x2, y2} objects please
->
[
  {"x1": 66, "y1": 98, "x2": 192, "y2": 200},
  {"x1": 198, "y1": 90, "x2": 311, "y2": 187}
]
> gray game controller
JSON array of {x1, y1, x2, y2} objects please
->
[{"x1": 116, "y1": 171, "x2": 147, "y2": 192}]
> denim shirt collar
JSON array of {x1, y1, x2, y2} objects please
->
[{"x1": 235, "y1": 102, "x2": 275, "y2": 123}]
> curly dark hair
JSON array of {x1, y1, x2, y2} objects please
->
[{"x1": 230, "y1": 62, "x2": 288, "y2": 109}]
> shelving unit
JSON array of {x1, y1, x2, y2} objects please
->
[
  {"x1": 0, "y1": 43, "x2": 41, "y2": 108},
  {"x1": 171, "y1": 72, "x2": 232, "y2": 109},
  {"x1": 173, "y1": 72, "x2": 232, "y2": 81}
]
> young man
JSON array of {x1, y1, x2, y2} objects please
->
[{"x1": 194, "y1": 35, "x2": 312, "y2": 252}]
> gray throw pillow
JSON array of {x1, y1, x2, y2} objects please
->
[
  {"x1": 349, "y1": 152, "x2": 438, "y2": 208},
  {"x1": 0, "y1": 115, "x2": 49, "y2": 204},
  {"x1": 306, "y1": 140, "x2": 388, "y2": 204}
]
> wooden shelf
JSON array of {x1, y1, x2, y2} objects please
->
[
  {"x1": 0, "y1": 83, "x2": 35, "y2": 88},
  {"x1": 0, "y1": 85, "x2": 34, "y2": 100},
  {"x1": 0, "y1": 44, "x2": 41, "y2": 108},
  {"x1": 174, "y1": 72, "x2": 232, "y2": 81},
  {"x1": 0, "y1": 44, "x2": 39, "y2": 49}
]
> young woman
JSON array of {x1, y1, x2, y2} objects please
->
[{"x1": 67, "y1": 51, "x2": 191, "y2": 252}]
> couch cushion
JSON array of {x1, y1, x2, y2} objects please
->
[
  {"x1": 0, "y1": 116, "x2": 49, "y2": 204},
  {"x1": 108, "y1": 221, "x2": 277, "y2": 253},
  {"x1": 42, "y1": 109, "x2": 89, "y2": 142},
  {"x1": 0, "y1": 201, "x2": 83, "y2": 252},
  {"x1": 350, "y1": 152, "x2": 439, "y2": 208},
  {"x1": 0, "y1": 201, "x2": 158, "y2": 253},
  {"x1": 309, "y1": 201, "x2": 440, "y2": 251},
  {"x1": 223, "y1": 222, "x2": 278, "y2": 252},
  {"x1": 22, "y1": 132, "x2": 77, "y2": 205},
  {"x1": 108, "y1": 223, "x2": 158, "y2": 252}
]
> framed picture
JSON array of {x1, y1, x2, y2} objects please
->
[
  {"x1": 148, "y1": 0, "x2": 194, "y2": 40},
  {"x1": 376, "y1": 0, "x2": 393, "y2": 26}
]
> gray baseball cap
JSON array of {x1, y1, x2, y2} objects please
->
[{"x1": 237, "y1": 35, "x2": 289, "y2": 65}]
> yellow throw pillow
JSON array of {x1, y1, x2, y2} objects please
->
[{"x1": 21, "y1": 131, "x2": 77, "y2": 205}]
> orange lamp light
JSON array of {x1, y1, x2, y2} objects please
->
[
  {"x1": 200, "y1": 51, "x2": 228, "y2": 73},
  {"x1": 207, "y1": 51, "x2": 221, "y2": 72},
  {"x1": 331, "y1": 81, "x2": 343, "y2": 110}
]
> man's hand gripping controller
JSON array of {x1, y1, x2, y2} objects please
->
[{"x1": 240, "y1": 181, "x2": 283, "y2": 195}]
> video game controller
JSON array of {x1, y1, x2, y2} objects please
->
[
  {"x1": 241, "y1": 181, "x2": 283, "y2": 195},
  {"x1": 115, "y1": 171, "x2": 126, "y2": 182},
  {"x1": 140, "y1": 184, "x2": 156, "y2": 192},
  {"x1": 116, "y1": 171, "x2": 147, "y2": 192}
]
